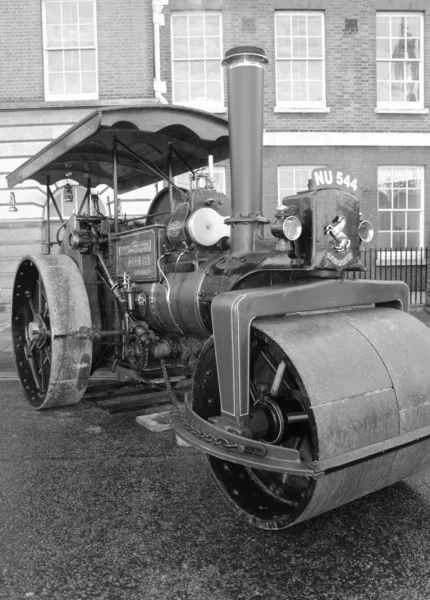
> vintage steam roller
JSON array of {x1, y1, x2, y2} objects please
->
[{"x1": 8, "y1": 46, "x2": 430, "y2": 530}]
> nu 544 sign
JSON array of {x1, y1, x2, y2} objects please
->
[{"x1": 311, "y1": 168, "x2": 358, "y2": 193}]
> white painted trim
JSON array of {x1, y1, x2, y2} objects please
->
[
  {"x1": 374, "y1": 108, "x2": 429, "y2": 114},
  {"x1": 263, "y1": 131, "x2": 430, "y2": 146}
]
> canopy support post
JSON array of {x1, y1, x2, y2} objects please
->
[
  {"x1": 168, "y1": 142, "x2": 175, "y2": 213},
  {"x1": 77, "y1": 182, "x2": 91, "y2": 216},
  {"x1": 113, "y1": 137, "x2": 119, "y2": 235},
  {"x1": 46, "y1": 176, "x2": 51, "y2": 255},
  {"x1": 44, "y1": 176, "x2": 64, "y2": 254}
]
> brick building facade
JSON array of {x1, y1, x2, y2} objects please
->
[{"x1": 0, "y1": 0, "x2": 429, "y2": 305}]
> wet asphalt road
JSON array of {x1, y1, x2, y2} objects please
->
[{"x1": 1, "y1": 380, "x2": 430, "y2": 600}]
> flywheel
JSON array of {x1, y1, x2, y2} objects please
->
[{"x1": 12, "y1": 254, "x2": 93, "y2": 409}]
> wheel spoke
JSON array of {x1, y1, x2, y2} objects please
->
[
  {"x1": 44, "y1": 347, "x2": 51, "y2": 365},
  {"x1": 270, "y1": 360, "x2": 286, "y2": 397},
  {"x1": 25, "y1": 291, "x2": 36, "y2": 317},
  {"x1": 38, "y1": 277, "x2": 42, "y2": 313},
  {"x1": 38, "y1": 348, "x2": 46, "y2": 391},
  {"x1": 260, "y1": 350, "x2": 292, "y2": 391}
]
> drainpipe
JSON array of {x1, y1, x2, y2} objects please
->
[{"x1": 153, "y1": 0, "x2": 168, "y2": 104}]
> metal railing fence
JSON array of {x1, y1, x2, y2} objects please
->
[{"x1": 345, "y1": 247, "x2": 428, "y2": 305}]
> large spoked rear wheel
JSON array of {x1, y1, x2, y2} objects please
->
[
  {"x1": 12, "y1": 254, "x2": 93, "y2": 409},
  {"x1": 193, "y1": 331, "x2": 316, "y2": 530}
]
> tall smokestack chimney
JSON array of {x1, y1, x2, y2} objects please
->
[{"x1": 222, "y1": 46, "x2": 269, "y2": 254}]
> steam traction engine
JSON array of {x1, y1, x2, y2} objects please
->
[{"x1": 8, "y1": 47, "x2": 430, "y2": 530}]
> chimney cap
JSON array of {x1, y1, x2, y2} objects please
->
[{"x1": 224, "y1": 46, "x2": 266, "y2": 59}]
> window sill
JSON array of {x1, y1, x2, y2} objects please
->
[
  {"x1": 274, "y1": 106, "x2": 330, "y2": 113},
  {"x1": 375, "y1": 107, "x2": 429, "y2": 115}
]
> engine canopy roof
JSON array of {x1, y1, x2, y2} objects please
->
[{"x1": 7, "y1": 104, "x2": 230, "y2": 193}]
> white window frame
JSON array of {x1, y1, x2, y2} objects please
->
[
  {"x1": 278, "y1": 165, "x2": 325, "y2": 206},
  {"x1": 377, "y1": 166, "x2": 425, "y2": 253},
  {"x1": 42, "y1": 0, "x2": 98, "y2": 101},
  {"x1": 275, "y1": 11, "x2": 327, "y2": 111},
  {"x1": 171, "y1": 11, "x2": 224, "y2": 112},
  {"x1": 376, "y1": 12, "x2": 424, "y2": 111}
]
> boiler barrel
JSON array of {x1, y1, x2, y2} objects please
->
[{"x1": 251, "y1": 307, "x2": 430, "y2": 527}]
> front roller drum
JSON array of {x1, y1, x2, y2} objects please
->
[
  {"x1": 12, "y1": 254, "x2": 93, "y2": 409},
  {"x1": 190, "y1": 307, "x2": 430, "y2": 530}
]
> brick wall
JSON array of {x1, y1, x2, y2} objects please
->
[
  {"x1": 0, "y1": 0, "x2": 154, "y2": 105},
  {"x1": 161, "y1": 0, "x2": 430, "y2": 134}
]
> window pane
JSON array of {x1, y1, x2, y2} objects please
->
[
  {"x1": 391, "y1": 62, "x2": 404, "y2": 81},
  {"x1": 292, "y1": 81, "x2": 307, "y2": 101},
  {"x1": 277, "y1": 38, "x2": 291, "y2": 58},
  {"x1": 307, "y1": 15, "x2": 321, "y2": 36},
  {"x1": 45, "y1": 2, "x2": 61, "y2": 24},
  {"x1": 277, "y1": 15, "x2": 291, "y2": 37},
  {"x1": 393, "y1": 190, "x2": 407, "y2": 209},
  {"x1": 190, "y1": 36, "x2": 204, "y2": 59},
  {"x1": 407, "y1": 61, "x2": 419, "y2": 80},
  {"x1": 277, "y1": 81, "x2": 292, "y2": 102},
  {"x1": 81, "y1": 49, "x2": 96, "y2": 70},
  {"x1": 172, "y1": 15, "x2": 188, "y2": 36},
  {"x1": 408, "y1": 189, "x2": 421, "y2": 209},
  {"x1": 63, "y1": 24, "x2": 79, "y2": 47},
  {"x1": 79, "y1": 24, "x2": 95, "y2": 45},
  {"x1": 189, "y1": 15, "x2": 204, "y2": 35},
  {"x1": 308, "y1": 81, "x2": 322, "y2": 101},
  {"x1": 81, "y1": 70, "x2": 96, "y2": 94},
  {"x1": 406, "y1": 16, "x2": 420, "y2": 37},
  {"x1": 391, "y1": 82, "x2": 405, "y2": 101},
  {"x1": 47, "y1": 50, "x2": 63, "y2": 71},
  {"x1": 190, "y1": 61, "x2": 204, "y2": 81},
  {"x1": 206, "y1": 61, "x2": 220, "y2": 81},
  {"x1": 406, "y1": 81, "x2": 419, "y2": 102},
  {"x1": 65, "y1": 71, "x2": 80, "y2": 94},
  {"x1": 407, "y1": 212, "x2": 420, "y2": 230},
  {"x1": 64, "y1": 50, "x2": 79, "y2": 70},
  {"x1": 49, "y1": 72, "x2": 64, "y2": 94},
  {"x1": 207, "y1": 81, "x2": 222, "y2": 102},
  {"x1": 376, "y1": 16, "x2": 390, "y2": 37},
  {"x1": 292, "y1": 61, "x2": 306, "y2": 80},
  {"x1": 378, "y1": 189, "x2": 392, "y2": 209},
  {"x1": 174, "y1": 61, "x2": 189, "y2": 80},
  {"x1": 392, "y1": 231, "x2": 405, "y2": 248},
  {"x1": 378, "y1": 232, "x2": 391, "y2": 247},
  {"x1": 292, "y1": 37, "x2": 307, "y2": 58},
  {"x1": 377, "y1": 38, "x2": 390, "y2": 59},
  {"x1": 291, "y1": 15, "x2": 306, "y2": 35},
  {"x1": 205, "y1": 15, "x2": 220, "y2": 36},
  {"x1": 379, "y1": 212, "x2": 391, "y2": 230},
  {"x1": 46, "y1": 24, "x2": 62, "y2": 47},
  {"x1": 62, "y1": 2, "x2": 78, "y2": 24},
  {"x1": 392, "y1": 38, "x2": 405, "y2": 59},
  {"x1": 377, "y1": 81, "x2": 390, "y2": 101},
  {"x1": 308, "y1": 37, "x2": 322, "y2": 58},
  {"x1": 308, "y1": 61, "x2": 322, "y2": 80},
  {"x1": 392, "y1": 17, "x2": 405, "y2": 37},
  {"x1": 79, "y1": 2, "x2": 94, "y2": 23},
  {"x1": 406, "y1": 231, "x2": 420, "y2": 247},
  {"x1": 190, "y1": 81, "x2": 205, "y2": 101},
  {"x1": 205, "y1": 36, "x2": 221, "y2": 59},
  {"x1": 393, "y1": 211, "x2": 406, "y2": 230},
  {"x1": 174, "y1": 82, "x2": 189, "y2": 102},
  {"x1": 173, "y1": 37, "x2": 188, "y2": 59},
  {"x1": 407, "y1": 38, "x2": 420, "y2": 59}
]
